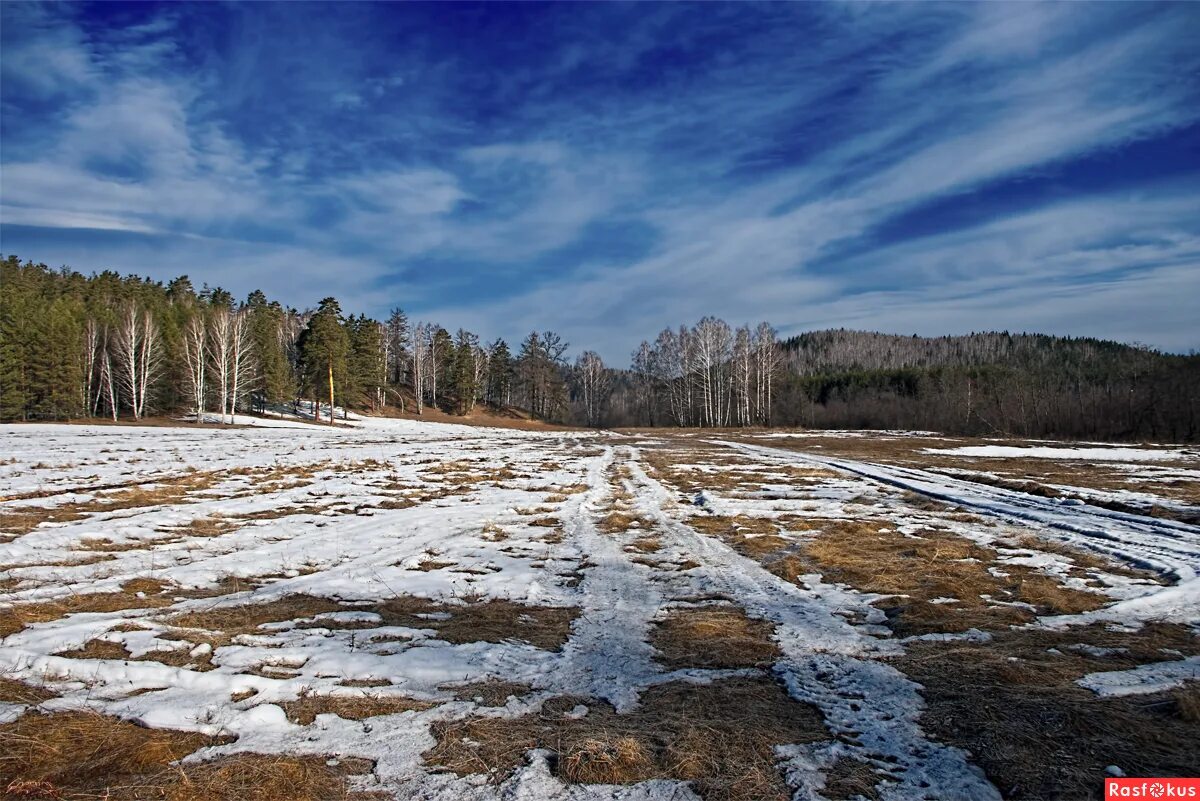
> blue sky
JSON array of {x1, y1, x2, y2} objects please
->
[{"x1": 2, "y1": 2, "x2": 1198, "y2": 361}]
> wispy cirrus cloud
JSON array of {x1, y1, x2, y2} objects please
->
[{"x1": 1, "y1": 2, "x2": 1197, "y2": 359}]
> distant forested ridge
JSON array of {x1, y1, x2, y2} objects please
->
[
  {"x1": 771, "y1": 330, "x2": 1199, "y2": 441},
  {"x1": 602, "y1": 327, "x2": 1199, "y2": 441},
  {"x1": 2, "y1": 256, "x2": 1196, "y2": 441}
]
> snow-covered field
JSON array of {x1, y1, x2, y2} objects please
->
[{"x1": 1, "y1": 420, "x2": 1197, "y2": 800}]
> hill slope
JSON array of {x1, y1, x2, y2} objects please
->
[{"x1": 769, "y1": 330, "x2": 1198, "y2": 441}]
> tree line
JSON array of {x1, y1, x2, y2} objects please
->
[
  {"x1": 0, "y1": 256, "x2": 573, "y2": 425},
  {"x1": 3, "y1": 256, "x2": 1196, "y2": 441},
  {"x1": 766, "y1": 330, "x2": 1200, "y2": 442}
]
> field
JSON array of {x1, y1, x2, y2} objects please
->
[{"x1": 1, "y1": 419, "x2": 1198, "y2": 800}]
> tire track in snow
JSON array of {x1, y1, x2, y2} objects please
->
[
  {"x1": 720, "y1": 441, "x2": 1200, "y2": 582},
  {"x1": 545, "y1": 445, "x2": 668, "y2": 712},
  {"x1": 624, "y1": 450, "x2": 1001, "y2": 801}
]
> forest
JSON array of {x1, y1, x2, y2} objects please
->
[{"x1": 2, "y1": 256, "x2": 1197, "y2": 441}]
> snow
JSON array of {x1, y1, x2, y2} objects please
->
[
  {"x1": 922, "y1": 445, "x2": 1191, "y2": 462},
  {"x1": 2, "y1": 420, "x2": 1196, "y2": 799},
  {"x1": 1077, "y1": 656, "x2": 1200, "y2": 697},
  {"x1": 722, "y1": 440, "x2": 1200, "y2": 591}
]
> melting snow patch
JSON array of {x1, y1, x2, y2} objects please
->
[
  {"x1": 921, "y1": 445, "x2": 1188, "y2": 462},
  {"x1": 1078, "y1": 656, "x2": 1200, "y2": 697}
]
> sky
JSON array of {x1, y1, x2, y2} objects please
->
[{"x1": 2, "y1": 2, "x2": 1198, "y2": 361}]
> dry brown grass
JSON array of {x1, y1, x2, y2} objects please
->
[
  {"x1": 539, "y1": 483, "x2": 590, "y2": 504},
  {"x1": 687, "y1": 515, "x2": 788, "y2": 552},
  {"x1": 0, "y1": 709, "x2": 377, "y2": 800},
  {"x1": 0, "y1": 711, "x2": 226, "y2": 797},
  {"x1": 1173, "y1": 684, "x2": 1200, "y2": 722},
  {"x1": 178, "y1": 515, "x2": 245, "y2": 538},
  {"x1": 338, "y1": 678, "x2": 391, "y2": 688},
  {"x1": 597, "y1": 510, "x2": 655, "y2": 535},
  {"x1": 74, "y1": 534, "x2": 184, "y2": 552},
  {"x1": 943, "y1": 461, "x2": 1200, "y2": 519},
  {"x1": 823, "y1": 757, "x2": 883, "y2": 801},
  {"x1": 0, "y1": 554, "x2": 116, "y2": 574},
  {"x1": 407, "y1": 598, "x2": 577, "y2": 650},
  {"x1": 481, "y1": 522, "x2": 508, "y2": 542},
  {"x1": 628, "y1": 536, "x2": 662, "y2": 554},
  {"x1": 539, "y1": 528, "x2": 566, "y2": 545},
  {"x1": 542, "y1": 483, "x2": 590, "y2": 503},
  {"x1": 690, "y1": 511, "x2": 1108, "y2": 636},
  {"x1": 995, "y1": 624, "x2": 1195, "y2": 682},
  {"x1": 902, "y1": 491, "x2": 956, "y2": 513},
  {"x1": 55, "y1": 637, "x2": 220, "y2": 672},
  {"x1": 424, "y1": 676, "x2": 828, "y2": 801},
  {"x1": 279, "y1": 693, "x2": 432, "y2": 725},
  {"x1": 562, "y1": 737, "x2": 653, "y2": 784},
  {"x1": 733, "y1": 432, "x2": 1199, "y2": 509},
  {"x1": 642, "y1": 446, "x2": 837, "y2": 498},
  {"x1": 0, "y1": 579, "x2": 181, "y2": 639},
  {"x1": 165, "y1": 594, "x2": 579, "y2": 651},
  {"x1": 0, "y1": 473, "x2": 220, "y2": 537},
  {"x1": 650, "y1": 606, "x2": 781, "y2": 669},
  {"x1": 0, "y1": 677, "x2": 56, "y2": 706},
  {"x1": 896, "y1": 636, "x2": 1200, "y2": 799},
  {"x1": 687, "y1": 515, "x2": 809, "y2": 583},
  {"x1": 442, "y1": 680, "x2": 532, "y2": 706},
  {"x1": 411, "y1": 558, "x2": 456, "y2": 572},
  {"x1": 419, "y1": 460, "x2": 526, "y2": 490},
  {"x1": 802, "y1": 523, "x2": 1107, "y2": 635},
  {"x1": 166, "y1": 594, "x2": 346, "y2": 634}
]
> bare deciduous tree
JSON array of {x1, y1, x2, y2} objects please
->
[
  {"x1": 112, "y1": 302, "x2": 163, "y2": 420},
  {"x1": 207, "y1": 306, "x2": 256, "y2": 424},
  {"x1": 182, "y1": 314, "x2": 207, "y2": 422},
  {"x1": 575, "y1": 350, "x2": 608, "y2": 427},
  {"x1": 753, "y1": 322, "x2": 780, "y2": 425}
]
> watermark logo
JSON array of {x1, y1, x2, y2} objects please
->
[{"x1": 1106, "y1": 779, "x2": 1200, "y2": 798}]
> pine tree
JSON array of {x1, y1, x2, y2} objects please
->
[
  {"x1": 347, "y1": 315, "x2": 386, "y2": 411},
  {"x1": 430, "y1": 326, "x2": 452, "y2": 409},
  {"x1": 450, "y1": 329, "x2": 481, "y2": 414},
  {"x1": 247, "y1": 290, "x2": 293, "y2": 414},
  {"x1": 385, "y1": 308, "x2": 410, "y2": 389},
  {"x1": 486, "y1": 339, "x2": 513, "y2": 407},
  {"x1": 0, "y1": 257, "x2": 37, "y2": 419},
  {"x1": 31, "y1": 295, "x2": 86, "y2": 419},
  {"x1": 298, "y1": 297, "x2": 350, "y2": 424}
]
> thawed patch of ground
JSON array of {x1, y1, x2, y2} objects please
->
[{"x1": 1, "y1": 420, "x2": 1197, "y2": 800}]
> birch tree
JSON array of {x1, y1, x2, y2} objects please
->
[
  {"x1": 227, "y1": 308, "x2": 255, "y2": 421},
  {"x1": 411, "y1": 322, "x2": 428, "y2": 414},
  {"x1": 631, "y1": 340, "x2": 655, "y2": 426},
  {"x1": 207, "y1": 305, "x2": 232, "y2": 424},
  {"x1": 82, "y1": 318, "x2": 102, "y2": 418},
  {"x1": 753, "y1": 322, "x2": 780, "y2": 425},
  {"x1": 113, "y1": 302, "x2": 163, "y2": 420},
  {"x1": 693, "y1": 316, "x2": 733, "y2": 427},
  {"x1": 575, "y1": 350, "x2": 608, "y2": 427},
  {"x1": 733, "y1": 325, "x2": 753, "y2": 426},
  {"x1": 182, "y1": 313, "x2": 207, "y2": 422}
]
